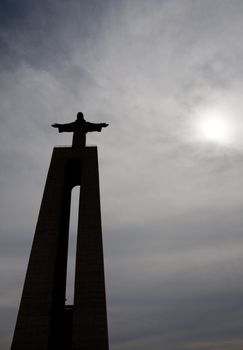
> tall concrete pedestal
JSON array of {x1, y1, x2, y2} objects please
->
[{"x1": 11, "y1": 146, "x2": 109, "y2": 350}]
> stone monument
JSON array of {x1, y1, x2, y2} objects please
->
[{"x1": 11, "y1": 113, "x2": 109, "y2": 350}]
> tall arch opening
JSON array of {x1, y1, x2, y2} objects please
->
[{"x1": 65, "y1": 185, "x2": 80, "y2": 305}]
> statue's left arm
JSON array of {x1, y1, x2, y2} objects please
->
[{"x1": 84, "y1": 122, "x2": 109, "y2": 132}]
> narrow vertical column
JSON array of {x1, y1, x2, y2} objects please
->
[
  {"x1": 72, "y1": 148, "x2": 109, "y2": 350},
  {"x1": 11, "y1": 149, "x2": 70, "y2": 350}
]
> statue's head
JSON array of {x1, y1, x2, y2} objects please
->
[{"x1": 77, "y1": 112, "x2": 84, "y2": 120}]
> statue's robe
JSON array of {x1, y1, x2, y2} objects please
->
[{"x1": 57, "y1": 119, "x2": 105, "y2": 133}]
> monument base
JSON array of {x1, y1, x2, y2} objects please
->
[{"x1": 11, "y1": 146, "x2": 109, "y2": 350}]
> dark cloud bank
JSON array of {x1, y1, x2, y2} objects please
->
[{"x1": 1, "y1": 0, "x2": 243, "y2": 349}]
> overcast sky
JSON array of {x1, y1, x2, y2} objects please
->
[{"x1": 1, "y1": 0, "x2": 243, "y2": 349}]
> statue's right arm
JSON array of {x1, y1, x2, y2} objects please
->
[
  {"x1": 51, "y1": 121, "x2": 76, "y2": 133},
  {"x1": 51, "y1": 123, "x2": 61, "y2": 128}
]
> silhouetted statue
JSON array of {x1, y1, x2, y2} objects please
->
[{"x1": 52, "y1": 112, "x2": 109, "y2": 147}]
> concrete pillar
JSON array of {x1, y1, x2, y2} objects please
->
[{"x1": 11, "y1": 147, "x2": 109, "y2": 350}]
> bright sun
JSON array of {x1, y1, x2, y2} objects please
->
[
  {"x1": 199, "y1": 117, "x2": 229, "y2": 142},
  {"x1": 195, "y1": 107, "x2": 234, "y2": 146}
]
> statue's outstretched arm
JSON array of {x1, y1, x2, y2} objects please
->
[
  {"x1": 84, "y1": 122, "x2": 109, "y2": 132},
  {"x1": 51, "y1": 121, "x2": 76, "y2": 133},
  {"x1": 51, "y1": 123, "x2": 61, "y2": 128}
]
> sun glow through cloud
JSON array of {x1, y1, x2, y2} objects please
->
[{"x1": 194, "y1": 107, "x2": 235, "y2": 146}]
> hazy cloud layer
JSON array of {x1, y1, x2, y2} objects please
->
[{"x1": 1, "y1": 0, "x2": 243, "y2": 349}]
